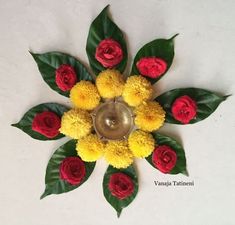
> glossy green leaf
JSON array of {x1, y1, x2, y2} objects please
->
[
  {"x1": 103, "y1": 165, "x2": 138, "y2": 217},
  {"x1": 41, "y1": 140, "x2": 96, "y2": 199},
  {"x1": 131, "y1": 34, "x2": 177, "y2": 84},
  {"x1": 146, "y1": 133, "x2": 187, "y2": 175},
  {"x1": 30, "y1": 52, "x2": 93, "y2": 97},
  {"x1": 86, "y1": 5, "x2": 128, "y2": 75},
  {"x1": 11, "y1": 103, "x2": 68, "y2": 140},
  {"x1": 156, "y1": 88, "x2": 229, "y2": 124}
]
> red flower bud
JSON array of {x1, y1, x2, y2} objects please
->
[
  {"x1": 60, "y1": 157, "x2": 86, "y2": 185},
  {"x1": 32, "y1": 111, "x2": 61, "y2": 138},
  {"x1": 136, "y1": 57, "x2": 167, "y2": 78},
  {"x1": 95, "y1": 38, "x2": 123, "y2": 68},
  {"x1": 171, "y1": 95, "x2": 197, "y2": 124},
  {"x1": 108, "y1": 172, "x2": 134, "y2": 199},
  {"x1": 152, "y1": 145, "x2": 177, "y2": 173},
  {"x1": 55, "y1": 64, "x2": 77, "y2": 91}
]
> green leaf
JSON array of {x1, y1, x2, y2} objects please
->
[
  {"x1": 103, "y1": 165, "x2": 138, "y2": 217},
  {"x1": 146, "y1": 133, "x2": 187, "y2": 175},
  {"x1": 12, "y1": 103, "x2": 68, "y2": 140},
  {"x1": 86, "y1": 5, "x2": 128, "y2": 75},
  {"x1": 155, "y1": 88, "x2": 229, "y2": 124},
  {"x1": 41, "y1": 140, "x2": 96, "y2": 199},
  {"x1": 30, "y1": 51, "x2": 93, "y2": 97},
  {"x1": 131, "y1": 34, "x2": 178, "y2": 84}
]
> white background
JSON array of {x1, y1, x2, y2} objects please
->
[{"x1": 0, "y1": 0, "x2": 235, "y2": 224}]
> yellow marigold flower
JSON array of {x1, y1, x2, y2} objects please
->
[
  {"x1": 122, "y1": 75, "x2": 153, "y2": 107},
  {"x1": 70, "y1": 81, "x2": 100, "y2": 110},
  {"x1": 60, "y1": 108, "x2": 92, "y2": 139},
  {"x1": 96, "y1": 69, "x2": 125, "y2": 98},
  {"x1": 134, "y1": 101, "x2": 165, "y2": 132},
  {"x1": 76, "y1": 134, "x2": 105, "y2": 162},
  {"x1": 104, "y1": 141, "x2": 133, "y2": 169},
  {"x1": 128, "y1": 130, "x2": 155, "y2": 158}
]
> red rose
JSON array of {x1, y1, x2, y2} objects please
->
[
  {"x1": 60, "y1": 157, "x2": 86, "y2": 185},
  {"x1": 95, "y1": 38, "x2": 123, "y2": 68},
  {"x1": 32, "y1": 111, "x2": 61, "y2": 138},
  {"x1": 108, "y1": 172, "x2": 134, "y2": 199},
  {"x1": 171, "y1": 95, "x2": 197, "y2": 124},
  {"x1": 152, "y1": 145, "x2": 177, "y2": 173},
  {"x1": 136, "y1": 57, "x2": 167, "y2": 78},
  {"x1": 55, "y1": 64, "x2": 77, "y2": 91}
]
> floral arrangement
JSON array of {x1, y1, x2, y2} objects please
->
[{"x1": 12, "y1": 5, "x2": 228, "y2": 217}]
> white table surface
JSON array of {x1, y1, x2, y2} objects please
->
[{"x1": 0, "y1": 0, "x2": 235, "y2": 224}]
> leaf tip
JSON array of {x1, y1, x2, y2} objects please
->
[
  {"x1": 40, "y1": 191, "x2": 49, "y2": 200},
  {"x1": 101, "y1": 4, "x2": 110, "y2": 14},
  {"x1": 117, "y1": 209, "x2": 122, "y2": 218},
  {"x1": 169, "y1": 33, "x2": 179, "y2": 41},
  {"x1": 223, "y1": 94, "x2": 232, "y2": 100},
  {"x1": 11, "y1": 123, "x2": 19, "y2": 128},
  {"x1": 182, "y1": 169, "x2": 189, "y2": 177},
  {"x1": 28, "y1": 51, "x2": 37, "y2": 59},
  {"x1": 28, "y1": 50, "x2": 34, "y2": 56}
]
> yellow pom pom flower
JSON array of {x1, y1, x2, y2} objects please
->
[
  {"x1": 96, "y1": 69, "x2": 125, "y2": 98},
  {"x1": 104, "y1": 141, "x2": 133, "y2": 169},
  {"x1": 128, "y1": 130, "x2": 155, "y2": 158},
  {"x1": 122, "y1": 75, "x2": 153, "y2": 107},
  {"x1": 70, "y1": 81, "x2": 100, "y2": 110},
  {"x1": 59, "y1": 109, "x2": 92, "y2": 139},
  {"x1": 76, "y1": 134, "x2": 105, "y2": 162},
  {"x1": 134, "y1": 101, "x2": 165, "y2": 132}
]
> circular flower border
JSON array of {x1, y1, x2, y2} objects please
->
[{"x1": 12, "y1": 5, "x2": 228, "y2": 217}]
